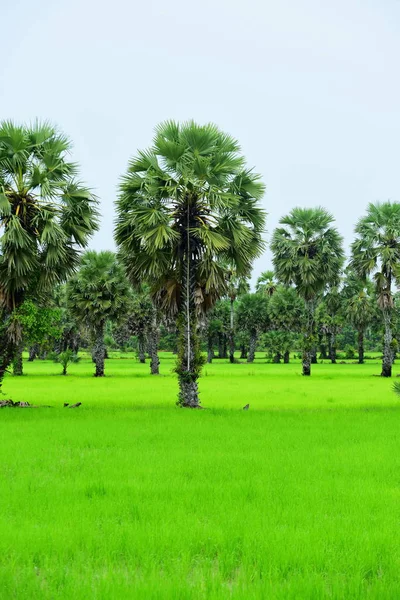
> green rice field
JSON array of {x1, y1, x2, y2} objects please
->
[{"x1": 1, "y1": 354, "x2": 400, "y2": 599}]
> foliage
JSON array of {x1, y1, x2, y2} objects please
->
[
  {"x1": 51, "y1": 348, "x2": 80, "y2": 375},
  {"x1": 0, "y1": 121, "x2": 99, "y2": 310},
  {"x1": 351, "y1": 202, "x2": 400, "y2": 376}
]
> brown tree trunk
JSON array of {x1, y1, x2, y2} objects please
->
[
  {"x1": 381, "y1": 309, "x2": 392, "y2": 377},
  {"x1": 358, "y1": 329, "x2": 364, "y2": 364},
  {"x1": 138, "y1": 332, "x2": 146, "y2": 363},
  {"x1": 247, "y1": 331, "x2": 257, "y2": 363},
  {"x1": 149, "y1": 311, "x2": 160, "y2": 375},
  {"x1": 92, "y1": 323, "x2": 105, "y2": 377}
]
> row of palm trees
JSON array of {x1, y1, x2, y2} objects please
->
[{"x1": 1, "y1": 119, "x2": 399, "y2": 407}]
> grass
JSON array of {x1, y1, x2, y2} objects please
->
[{"x1": 1, "y1": 353, "x2": 400, "y2": 598}]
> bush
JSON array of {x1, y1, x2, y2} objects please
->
[{"x1": 344, "y1": 345, "x2": 356, "y2": 359}]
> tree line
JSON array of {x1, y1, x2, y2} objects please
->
[{"x1": 0, "y1": 119, "x2": 399, "y2": 408}]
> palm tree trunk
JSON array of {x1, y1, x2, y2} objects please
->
[
  {"x1": 283, "y1": 350, "x2": 290, "y2": 364},
  {"x1": 207, "y1": 335, "x2": 213, "y2": 363},
  {"x1": 229, "y1": 299, "x2": 235, "y2": 363},
  {"x1": 12, "y1": 341, "x2": 24, "y2": 376},
  {"x1": 92, "y1": 323, "x2": 105, "y2": 377},
  {"x1": 302, "y1": 300, "x2": 314, "y2": 376},
  {"x1": 138, "y1": 332, "x2": 146, "y2": 363},
  {"x1": 327, "y1": 336, "x2": 332, "y2": 362},
  {"x1": 240, "y1": 344, "x2": 247, "y2": 359},
  {"x1": 381, "y1": 308, "x2": 392, "y2": 377},
  {"x1": 218, "y1": 333, "x2": 225, "y2": 359},
  {"x1": 311, "y1": 348, "x2": 317, "y2": 364},
  {"x1": 330, "y1": 332, "x2": 337, "y2": 364},
  {"x1": 0, "y1": 314, "x2": 17, "y2": 393},
  {"x1": 358, "y1": 329, "x2": 364, "y2": 364},
  {"x1": 176, "y1": 217, "x2": 202, "y2": 407},
  {"x1": 149, "y1": 310, "x2": 160, "y2": 375},
  {"x1": 247, "y1": 330, "x2": 257, "y2": 363},
  {"x1": 319, "y1": 334, "x2": 327, "y2": 359},
  {"x1": 28, "y1": 344, "x2": 38, "y2": 362},
  {"x1": 273, "y1": 352, "x2": 281, "y2": 363},
  {"x1": 222, "y1": 335, "x2": 227, "y2": 359}
]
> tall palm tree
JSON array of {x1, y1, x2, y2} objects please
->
[
  {"x1": 0, "y1": 121, "x2": 98, "y2": 391},
  {"x1": 68, "y1": 251, "x2": 131, "y2": 377},
  {"x1": 115, "y1": 121, "x2": 266, "y2": 407},
  {"x1": 351, "y1": 202, "x2": 400, "y2": 376},
  {"x1": 271, "y1": 207, "x2": 344, "y2": 376}
]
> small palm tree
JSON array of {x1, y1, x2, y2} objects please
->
[
  {"x1": 351, "y1": 202, "x2": 400, "y2": 377},
  {"x1": 271, "y1": 207, "x2": 344, "y2": 376},
  {"x1": 51, "y1": 348, "x2": 80, "y2": 375},
  {"x1": 67, "y1": 251, "x2": 131, "y2": 377},
  {"x1": 116, "y1": 121, "x2": 266, "y2": 407},
  {"x1": 0, "y1": 121, "x2": 98, "y2": 392},
  {"x1": 256, "y1": 270, "x2": 277, "y2": 296}
]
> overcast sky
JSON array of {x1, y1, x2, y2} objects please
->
[{"x1": 2, "y1": 0, "x2": 400, "y2": 283}]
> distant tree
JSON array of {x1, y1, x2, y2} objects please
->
[
  {"x1": 236, "y1": 293, "x2": 269, "y2": 363},
  {"x1": 268, "y1": 285, "x2": 303, "y2": 363},
  {"x1": 124, "y1": 288, "x2": 154, "y2": 365},
  {"x1": 226, "y1": 268, "x2": 250, "y2": 363},
  {"x1": 0, "y1": 121, "x2": 98, "y2": 393},
  {"x1": 343, "y1": 272, "x2": 375, "y2": 364},
  {"x1": 116, "y1": 121, "x2": 265, "y2": 406},
  {"x1": 11, "y1": 299, "x2": 62, "y2": 375},
  {"x1": 316, "y1": 287, "x2": 344, "y2": 364},
  {"x1": 256, "y1": 270, "x2": 277, "y2": 296},
  {"x1": 204, "y1": 311, "x2": 223, "y2": 363},
  {"x1": 271, "y1": 207, "x2": 344, "y2": 375},
  {"x1": 68, "y1": 251, "x2": 131, "y2": 377},
  {"x1": 351, "y1": 202, "x2": 400, "y2": 377}
]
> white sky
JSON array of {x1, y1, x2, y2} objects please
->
[{"x1": 2, "y1": 0, "x2": 400, "y2": 283}]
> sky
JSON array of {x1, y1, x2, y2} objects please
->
[{"x1": 1, "y1": 0, "x2": 400, "y2": 284}]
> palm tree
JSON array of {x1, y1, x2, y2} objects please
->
[
  {"x1": 125, "y1": 287, "x2": 154, "y2": 365},
  {"x1": 317, "y1": 287, "x2": 344, "y2": 364},
  {"x1": 343, "y1": 274, "x2": 375, "y2": 364},
  {"x1": 226, "y1": 268, "x2": 249, "y2": 363},
  {"x1": 256, "y1": 270, "x2": 277, "y2": 296},
  {"x1": 236, "y1": 293, "x2": 270, "y2": 363},
  {"x1": 271, "y1": 207, "x2": 344, "y2": 376},
  {"x1": 116, "y1": 120, "x2": 266, "y2": 407},
  {"x1": 268, "y1": 285, "x2": 304, "y2": 362},
  {"x1": 0, "y1": 121, "x2": 98, "y2": 392},
  {"x1": 67, "y1": 251, "x2": 131, "y2": 377},
  {"x1": 350, "y1": 202, "x2": 400, "y2": 376}
]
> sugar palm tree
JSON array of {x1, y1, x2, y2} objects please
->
[
  {"x1": 351, "y1": 202, "x2": 400, "y2": 376},
  {"x1": 116, "y1": 121, "x2": 266, "y2": 407},
  {"x1": 343, "y1": 275, "x2": 375, "y2": 364},
  {"x1": 236, "y1": 293, "x2": 270, "y2": 363},
  {"x1": 0, "y1": 120, "x2": 98, "y2": 392},
  {"x1": 271, "y1": 207, "x2": 344, "y2": 376},
  {"x1": 256, "y1": 270, "x2": 277, "y2": 296},
  {"x1": 268, "y1": 285, "x2": 304, "y2": 362},
  {"x1": 67, "y1": 251, "x2": 131, "y2": 377},
  {"x1": 226, "y1": 267, "x2": 250, "y2": 363}
]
